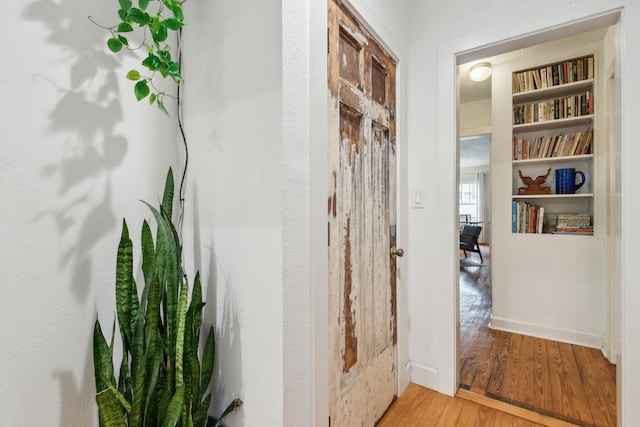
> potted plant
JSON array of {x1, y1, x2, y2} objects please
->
[{"x1": 93, "y1": 168, "x2": 241, "y2": 426}]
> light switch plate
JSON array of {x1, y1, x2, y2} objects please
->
[{"x1": 412, "y1": 189, "x2": 425, "y2": 209}]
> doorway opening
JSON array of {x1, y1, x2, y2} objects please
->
[{"x1": 455, "y1": 19, "x2": 620, "y2": 426}]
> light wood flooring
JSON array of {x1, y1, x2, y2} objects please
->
[{"x1": 378, "y1": 245, "x2": 617, "y2": 427}]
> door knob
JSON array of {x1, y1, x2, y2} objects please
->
[{"x1": 390, "y1": 247, "x2": 404, "y2": 257}]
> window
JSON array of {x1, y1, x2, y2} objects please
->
[{"x1": 459, "y1": 175, "x2": 479, "y2": 222}]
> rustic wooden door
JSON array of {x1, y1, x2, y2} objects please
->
[{"x1": 328, "y1": 1, "x2": 400, "y2": 426}]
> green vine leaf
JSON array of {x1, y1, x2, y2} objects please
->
[
  {"x1": 119, "y1": 0, "x2": 132, "y2": 11},
  {"x1": 163, "y1": 0, "x2": 184, "y2": 20},
  {"x1": 164, "y1": 18, "x2": 183, "y2": 31},
  {"x1": 128, "y1": 8, "x2": 147, "y2": 25},
  {"x1": 152, "y1": 25, "x2": 168, "y2": 43},
  {"x1": 157, "y1": 98, "x2": 169, "y2": 117},
  {"x1": 107, "y1": 38, "x2": 124, "y2": 52},
  {"x1": 142, "y1": 54, "x2": 161, "y2": 71},
  {"x1": 117, "y1": 22, "x2": 133, "y2": 32},
  {"x1": 95, "y1": 0, "x2": 185, "y2": 116},
  {"x1": 134, "y1": 80, "x2": 150, "y2": 101},
  {"x1": 168, "y1": 61, "x2": 180, "y2": 77},
  {"x1": 126, "y1": 70, "x2": 141, "y2": 81}
]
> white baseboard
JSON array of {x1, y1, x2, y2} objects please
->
[
  {"x1": 409, "y1": 361, "x2": 439, "y2": 391},
  {"x1": 489, "y1": 315, "x2": 604, "y2": 350}
]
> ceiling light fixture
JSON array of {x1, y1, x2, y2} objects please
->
[{"x1": 469, "y1": 62, "x2": 492, "y2": 82}]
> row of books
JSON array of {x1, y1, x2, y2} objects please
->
[
  {"x1": 513, "y1": 90, "x2": 593, "y2": 125},
  {"x1": 512, "y1": 127, "x2": 593, "y2": 160},
  {"x1": 512, "y1": 201, "x2": 544, "y2": 234},
  {"x1": 512, "y1": 56, "x2": 594, "y2": 94},
  {"x1": 554, "y1": 213, "x2": 593, "y2": 235}
]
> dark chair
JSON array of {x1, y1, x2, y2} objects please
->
[
  {"x1": 460, "y1": 225, "x2": 483, "y2": 263},
  {"x1": 459, "y1": 214, "x2": 471, "y2": 231}
]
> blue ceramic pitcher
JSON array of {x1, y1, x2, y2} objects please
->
[{"x1": 555, "y1": 168, "x2": 585, "y2": 194}]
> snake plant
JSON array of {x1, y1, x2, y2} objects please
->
[{"x1": 93, "y1": 168, "x2": 241, "y2": 426}]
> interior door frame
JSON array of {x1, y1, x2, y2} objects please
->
[{"x1": 447, "y1": 10, "x2": 622, "y2": 395}]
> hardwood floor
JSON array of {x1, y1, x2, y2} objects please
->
[
  {"x1": 377, "y1": 383, "x2": 557, "y2": 427},
  {"x1": 377, "y1": 245, "x2": 617, "y2": 427}
]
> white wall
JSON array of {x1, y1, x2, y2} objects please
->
[
  {"x1": 460, "y1": 98, "x2": 492, "y2": 136},
  {"x1": 406, "y1": 1, "x2": 640, "y2": 425},
  {"x1": 0, "y1": 1, "x2": 178, "y2": 425},
  {"x1": 181, "y1": 1, "x2": 283, "y2": 426}
]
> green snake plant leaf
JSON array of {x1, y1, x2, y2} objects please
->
[
  {"x1": 115, "y1": 219, "x2": 136, "y2": 354},
  {"x1": 162, "y1": 385, "x2": 185, "y2": 427},
  {"x1": 187, "y1": 273, "x2": 204, "y2": 406},
  {"x1": 118, "y1": 353, "x2": 132, "y2": 404},
  {"x1": 93, "y1": 320, "x2": 115, "y2": 393},
  {"x1": 101, "y1": 378, "x2": 132, "y2": 413},
  {"x1": 141, "y1": 219, "x2": 156, "y2": 290},
  {"x1": 96, "y1": 388, "x2": 128, "y2": 427},
  {"x1": 161, "y1": 167, "x2": 174, "y2": 219},
  {"x1": 184, "y1": 302, "x2": 195, "y2": 420},
  {"x1": 142, "y1": 326, "x2": 163, "y2": 425},
  {"x1": 175, "y1": 277, "x2": 190, "y2": 388},
  {"x1": 191, "y1": 272, "x2": 203, "y2": 338},
  {"x1": 129, "y1": 270, "x2": 153, "y2": 425},
  {"x1": 200, "y1": 327, "x2": 215, "y2": 395},
  {"x1": 144, "y1": 199, "x2": 181, "y2": 393},
  {"x1": 215, "y1": 399, "x2": 244, "y2": 427},
  {"x1": 94, "y1": 320, "x2": 128, "y2": 426},
  {"x1": 193, "y1": 394, "x2": 211, "y2": 427}
]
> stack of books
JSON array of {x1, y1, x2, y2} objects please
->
[
  {"x1": 512, "y1": 201, "x2": 544, "y2": 233},
  {"x1": 512, "y1": 127, "x2": 593, "y2": 160},
  {"x1": 554, "y1": 213, "x2": 593, "y2": 235}
]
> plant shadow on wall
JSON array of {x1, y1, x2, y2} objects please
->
[
  {"x1": 23, "y1": 0, "x2": 126, "y2": 304},
  {"x1": 23, "y1": 1, "x2": 125, "y2": 424},
  {"x1": 191, "y1": 186, "x2": 246, "y2": 426}
]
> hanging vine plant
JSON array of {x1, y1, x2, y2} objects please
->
[{"x1": 92, "y1": 0, "x2": 185, "y2": 115}]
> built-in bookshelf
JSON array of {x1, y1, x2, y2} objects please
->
[{"x1": 511, "y1": 55, "x2": 595, "y2": 235}]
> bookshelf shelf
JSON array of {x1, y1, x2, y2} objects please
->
[
  {"x1": 511, "y1": 54, "x2": 595, "y2": 235},
  {"x1": 513, "y1": 154, "x2": 593, "y2": 166},
  {"x1": 513, "y1": 115, "x2": 593, "y2": 133},
  {"x1": 512, "y1": 193, "x2": 593, "y2": 200},
  {"x1": 513, "y1": 79, "x2": 593, "y2": 103}
]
